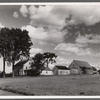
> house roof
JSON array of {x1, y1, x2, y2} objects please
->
[
  {"x1": 14, "y1": 60, "x2": 28, "y2": 69},
  {"x1": 73, "y1": 60, "x2": 92, "y2": 68},
  {"x1": 44, "y1": 67, "x2": 52, "y2": 71},
  {"x1": 55, "y1": 65, "x2": 69, "y2": 70}
]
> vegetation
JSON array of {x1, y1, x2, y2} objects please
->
[
  {"x1": 43, "y1": 52, "x2": 57, "y2": 68},
  {"x1": 31, "y1": 52, "x2": 57, "y2": 75},
  {"x1": 0, "y1": 75, "x2": 100, "y2": 95},
  {"x1": 31, "y1": 53, "x2": 44, "y2": 75},
  {"x1": 0, "y1": 28, "x2": 11, "y2": 78},
  {"x1": 0, "y1": 27, "x2": 33, "y2": 77}
]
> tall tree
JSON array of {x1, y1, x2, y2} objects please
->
[
  {"x1": 7, "y1": 28, "x2": 33, "y2": 77},
  {"x1": 43, "y1": 52, "x2": 57, "y2": 68},
  {"x1": 0, "y1": 27, "x2": 10, "y2": 78},
  {"x1": 31, "y1": 53, "x2": 44, "y2": 75}
]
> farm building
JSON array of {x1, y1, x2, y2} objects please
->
[
  {"x1": 52, "y1": 65, "x2": 70, "y2": 75},
  {"x1": 14, "y1": 60, "x2": 32, "y2": 76},
  {"x1": 68, "y1": 60, "x2": 93, "y2": 75},
  {"x1": 41, "y1": 67, "x2": 53, "y2": 75}
]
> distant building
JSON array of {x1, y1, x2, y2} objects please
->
[
  {"x1": 14, "y1": 60, "x2": 31, "y2": 76},
  {"x1": 41, "y1": 67, "x2": 53, "y2": 75},
  {"x1": 68, "y1": 60, "x2": 93, "y2": 75},
  {"x1": 52, "y1": 65, "x2": 70, "y2": 75}
]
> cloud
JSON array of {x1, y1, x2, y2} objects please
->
[
  {"x1": 30, "y1": 48, "x2": 43, "y2": 57},
  {"x1": 21, "y1": 25, "x2": 66, "y2": 44},
  {"x1": 76, "y1": 34, "x2": 100, "y2": 44},
  {"x1": 56, "y1": 56, "x2": 71, "y2": 66},
  {"x1": 22, "y1": 25, "x2": 47, "y2": 40},
  {"x1": 55, "y1": 43, "x2": 93, "y2": 56},
  {"x1": 52, "y1": 5, "x2": 100, "y2": 26},
  {"x1": 20, "y1": 5, "x2": 28, "y2": 17},
  {"x1": 29, "y1": 5, "x2": 66, "y2": 28},
  {"x1": 0, "y1": 23, "x2": 4, "y2": 28},
  {"x1": 13, "y1": 11, "x2": 19, "y2": 18},
  {"x1": 20, "y1": 5, "x2": 100, "y2": 28}
]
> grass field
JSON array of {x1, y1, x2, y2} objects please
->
[{"x1": 0, "y1": 75, "x2": 100, "y2": 95}]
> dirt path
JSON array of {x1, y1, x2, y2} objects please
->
[{"x1": 0, "y1": 90, "x2": 22, "y2": 96}]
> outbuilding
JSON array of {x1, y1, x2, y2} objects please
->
[
  {"x1": 52, "y1": 65, "x2": 70, "y2": 75},
  {"x1": 41, "y1": 67, "x2": 53, "y2": 75}
]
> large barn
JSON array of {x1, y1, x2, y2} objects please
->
[{"x1": 68, "y1": 60, "x2": 93, "y2": 75}]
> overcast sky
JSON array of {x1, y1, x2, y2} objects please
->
[{"x1": 0, "y1": 4, "x2": 100, "y2": 73}]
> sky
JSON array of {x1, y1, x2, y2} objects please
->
[{"x1": 0, "y1": 3, "x2": 100, "y2": 73}]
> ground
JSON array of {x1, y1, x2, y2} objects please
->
[{"x1": 0, "y1": 75, "x2": 100, "y2": 95}]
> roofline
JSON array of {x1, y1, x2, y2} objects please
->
[{"x1": 73, "y1": 60, "x2": 92, "y2": 68}]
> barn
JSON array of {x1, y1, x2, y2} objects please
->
[
  {"x1": 68, "y1": 60, "x2": 93, "y2": 75},
  {"x1": 52, "y1": 65, "x2": 70, "y2": 75},
  {"x1": 41, "y1": 67, "x2": 53, "y2": 75}
]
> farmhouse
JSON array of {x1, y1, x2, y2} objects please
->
[
  {"x1": 14, "y1": 60, "x2": 31, "y2": 76},
  {"x1": 52, "y1": 65, "x2": 70, "y2": 75},
  {"x1": 41, "y1": 67, "x2": 53, "y2": 75},
  {"x1": 68, "y1": 60, "x2": 93, "y2": 75}
]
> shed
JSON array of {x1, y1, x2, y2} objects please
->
[
  {"x1": 41, "y1": 67, "x2": 53, "y2": 75},
  {"x1": 52, "y1": 65, "x2": 70, "y2": 75}
]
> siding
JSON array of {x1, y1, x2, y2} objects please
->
[
  {"x1": 41, "y1": 70, "x2": 53, "y2": 75},
  {"x1": 52, "y1": 67, "x2": 58, "y2": 75},
  {"x1": 58, "y1": 70, "x2": 70, "y2": 75}
]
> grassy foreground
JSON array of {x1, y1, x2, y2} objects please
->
[{"x1": 0, "y1": 75, "x2": 100, "y2": 95}]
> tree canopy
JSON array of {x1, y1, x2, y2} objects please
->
[
  {"x1": 0, "y1": 27, "x2": 33, "y2": 77},
  {"x1": 30, "y1": 52, "x2": 57, "y2": 76}
]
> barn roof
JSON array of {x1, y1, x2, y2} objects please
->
[
  {"x1": 73, "y1": 60, "x2": 92, "y2": 68},
  {"x1": 55, "y1": 65, "x2": 69, "y2": 70}
]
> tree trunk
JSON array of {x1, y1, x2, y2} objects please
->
[
  {"x1": 3, "y1": 57, "x2": 5, "y2": 78},
  {"x1": 47, "y1": 59, "x2": 49, "y2": 68},
  {"x1": 12, "y1": 60, "x2": 15, "y2": 77}
]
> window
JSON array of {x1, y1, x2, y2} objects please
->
[{"x1": 60, "y1": 70, "x2": 62, "y2": 74}]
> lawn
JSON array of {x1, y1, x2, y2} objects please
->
[{"x1": 0, "y1": 75, "x2": 100, "y2": 95}]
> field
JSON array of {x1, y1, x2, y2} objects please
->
[{"x1": 0, "y1": 75, "x2": 100, "y2": 95}]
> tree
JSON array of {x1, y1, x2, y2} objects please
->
[
  {"x1": 7, "y1": 28, "x2": 33, "y2": 77},
  {"x1": 81, "y1": 66, "x2": 87, "y2": 74},
  {"x1": 0, "y1": 27, "x2": 11, "y2": 78},
  {"x1": 43, "y1": 52, "x2": 57, "y2": 68},
  {"x1": 92, "y1": 66, "x2": 97, "y2": 71},
  {"x1": 31, "y1": 53, "x2": 44, "y2": 75}
]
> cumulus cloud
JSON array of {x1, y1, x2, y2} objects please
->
[
  {"x1": 30, "y1": 48, "x2": 43, "y2": 57},
  {"x1": 21, "y1": 25, "x2": 66, "y2": 44},
  {"x1": 0, "y1": 23, "x2": 4, "y2": 28},
  {"x1": 29, "y1": 5, "x2": 66, "y2": 28},
  {"x1": 20, "y1": 5, "x2": 100, "y2": 28},
  {"x1": 52, "y1": 5, "x2": 100, "y2": 26},
  {"x1": 76, "y1": 34, "x2": 100, "y2": 44},
  {"x1": 55, "y1": 43, "x2": 93, "y2": 56},
  {"x1": 13, "y1": 11, "x2": 19, "y2": 18},
  {"x1": 56, "y1": 56, "x2": 71, "y2": 66},
  {"x1": 20, "y1": 5, "x2": 28, "y2": 17}
]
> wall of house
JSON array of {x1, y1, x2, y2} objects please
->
[
  {"x1": 52, "y1": 67, "x2": 58, "y2": 75},
  {"x1": 41, "y1": 70, "x2": 53, "y2": 75},
  {"x1": 19, "y1": 69, "x2": 25, "y2": 75},
  {"x1": 70, "y1": 69, "x2": 79, "y2": 74},
  {"x1": 86, "y1": 69, "x2": 93, "y2": 75},
  {"x1": 68, "y1": 61, "x2": 80, "y2": 74},
  {"x1": 58, "y1": 70, "x2": 70, "y2": 75}
]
